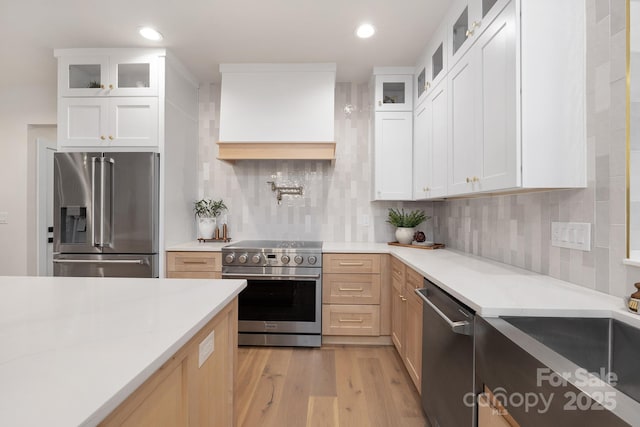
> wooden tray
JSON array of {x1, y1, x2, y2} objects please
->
[
  {"x1": 197, "y1": 237, "x2": 232, "y2": 243},
  {"x1": 387, "y1": 242, "x2": 445, "y2": 250}
]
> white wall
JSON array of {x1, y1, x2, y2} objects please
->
[
  {"x1": 26, "y1": 125, "x2": 57, "y2": 275},
  {"x1": 0, "y1": 83, "x2": 57, "y2": 275}
]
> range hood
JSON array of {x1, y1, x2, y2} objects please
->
[{"x1": 217, "y1": 63, "x2": 336, "y2": 162}]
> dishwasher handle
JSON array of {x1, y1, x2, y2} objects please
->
[{"x1": 415, "y1": 288, "x2": 473, "y2": 336}]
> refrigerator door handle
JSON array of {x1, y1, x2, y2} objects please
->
[
  {"x1": 53, "y1": 259, "x2": 144, "y2": 265},
  {"x1": 95, "y1": 157, "x2": 115, "y2": 248},
  {"x1": 91, "y1": 156, "x2": 98, "y2": 247}
]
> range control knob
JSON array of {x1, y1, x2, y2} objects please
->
[
  {"x1": 281, "y1": 255, "x2": 290, "y2": 264},
  {"x1": 238, "y1": 253, "x2": 248, "y2": 264},
  {"x1": 224, "y1": 253, "x2": 235, "y2": 264},
  {"x1": 294, "y1": 255, "x2": 304, "y2": 265},
  {"x1": 251, "y1": 254, "x2": 262, "y2": 264},
  {"x1": 308, "y1": 256, "x2": 317, "y2": 265}
]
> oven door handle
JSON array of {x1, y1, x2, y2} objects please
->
[{"x1": 222, "y1": 273, "x2": 321, "y2": 280}]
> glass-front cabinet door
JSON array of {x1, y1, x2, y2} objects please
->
[
  {"x1": 109, "y1": 55, "x2": 159, "y2": 96},
  {"x1": 57, "y1": 54, "x2": 159, "y2": 97},
  {"x1": 375, "y1": 74, "x2": 413, "y2": 111},
  {"x1": 415, "y1": 61, "x2": 430, "y2": 107},
  {"x1": 448, "y1": 0, "x2": 508, "y2": 67},
  {"x1": 416, "y1": 21, "x2": 448, "y2": 108},
  {"x1": 58, "y1": 56, "x2": 109, "y2": 96}
]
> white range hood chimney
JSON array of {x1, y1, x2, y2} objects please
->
[{"x1": 217, "y1": 63, "x2": 336, "y2": 162}]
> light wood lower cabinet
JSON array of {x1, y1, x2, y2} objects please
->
[
  {"x1": 100, "y1": 299, "x2": 238, "y2": 427},
  {"x1": 478, "y1": 387, "x2": 520, "y2": 427},
  {"x1": 322, "y1": 253, "x2": 390, "y2": 343},
  {"x1": 166, "y1": 251, "x2": 222, "y2": 279},
  {"x1": 390, "y1": 258, "x2": 406, "y2": 353},
  {"x1": 390, "y1": 257, "x2": 423, "y2": 393}
]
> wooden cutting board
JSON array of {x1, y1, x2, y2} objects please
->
[{"x1": 387, "y1": 242, "x2": 445, "y2": 250}]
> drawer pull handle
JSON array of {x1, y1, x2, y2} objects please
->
[
  {"x1": 182, "y1": 260, "x2": 208, "y2": 264},
  {"x1": 338, "y1": 287, "x2": 364, "y2": 292},
  {"x1": 339, "y1": 318, "x2": 364, "y2": 323},
  {"x1": 339, "y1": 262, "x2": 365, "y2": 266}
]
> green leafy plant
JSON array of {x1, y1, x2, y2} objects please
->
[
  {"x1": 194, "y1": 198, "x2": 227, "y2": 218},
  {"x1": 386, "y1": 208, "x2": 429, "y2": 228}
]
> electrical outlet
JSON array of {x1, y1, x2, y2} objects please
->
[
  {"x1": 198, "y1": 330, "x2": 215, "y2": 368},
  {"x1": 551, "y1": 222, "x2": 591, "y2": 251},
  {"x1": 0, "y1": 212, "x2": 7, "y2": 224}
]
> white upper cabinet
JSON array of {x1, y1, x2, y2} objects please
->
[
  {"x1": 374, "y1": 71, "x2": 413, "y2": 112},
  {"x1": 55, "y1": 49, "x2": 167, "y2": 150},
  {"x1": 371, "y1": 69, "x2": 414, "y2": 200},
  {"x1": 57, "y1": 50, "x2": 159, "y2": 97},
  {"x1": 448, "y1": 52, "x2": 480, "y2": 195},
  {"x1": 448, "y1": 0, "x2": 516, "y2": 195},
  {"x1": 59, "y1": 97, "x2": 158, "y2": 148},
  {"x1": 374, "y1": 111, "x2": 413, "y2": 200},
  {"x1": 414, "y1": 80, "x2": 447, "y2": 200}
]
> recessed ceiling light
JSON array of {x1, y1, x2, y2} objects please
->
[
  {"x1": 356, "y1": 23, "x2": 375, "y2": 39},
  {"x1": 139, "y1": 27, "x2": 163, "y2": 41}
]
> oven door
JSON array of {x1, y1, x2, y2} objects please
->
[{"x1": 222, "y1": 266, "x2": 322, "y2": 334}]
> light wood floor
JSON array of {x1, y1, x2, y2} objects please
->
[{"x1": 237, "y1": 345, "x2": 430, "y2": 427}]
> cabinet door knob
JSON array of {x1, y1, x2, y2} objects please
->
[
  {"x1": 425, "y1": 187, "x2": 430, "y2": 192},
  {"x1": 100, "y1": 136, "x2": 105, "y2": 141},
  {"x1": 473, "y1": 176, "x2": 480, "y2": 182},
  {"x1": 401, "y1": 297, "x2": 407, "y2": 302},
  {"x1": 465, "y1": 21, "x2": 481, "y2": 37},
  {"x1": 100, "y1": 84, "x2": 105, "y2": 89},
  {"x1": 109, "y1": 84, "x2": 114, "y2": 90},
  {"x1": 466, "y1": 177, "x2": 471, "y2": 183},
  {"x1": 108, "y1": 135, "x2": 114, "y2": 140},
  {"x1": 425, "y1": 82, "x2": 431, "y2": 91}
]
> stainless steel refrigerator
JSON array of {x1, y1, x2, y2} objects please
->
[{"x1": 53, "y1": 152, "x2": 160, "y2": 278}]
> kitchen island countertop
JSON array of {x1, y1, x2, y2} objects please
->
[{"x1": 0, "y1": 276, "x2": 245, "y2": 427}]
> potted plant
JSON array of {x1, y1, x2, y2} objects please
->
[
  {"x1": 387, "y1": 208, "x2": 430, "y2": 244},
  {"x1": 194, "y1": 198, "x2": 227, "y2": 239}
]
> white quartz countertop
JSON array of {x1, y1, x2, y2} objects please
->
[
  {"x1": 0, "y1": 276, "x2": 246, "y2": 427},
  {"x1": 164, "y1": 240, "x2": 638, "y2": 326},
  {"x1": 323, "y1": 242, "x2": 639, "y2": 327},
  {"x1": 166, "y1": 240, "x2": 230, "y2": 252}
]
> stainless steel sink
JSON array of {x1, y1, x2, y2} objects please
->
[
  {"x1": 476, "y1": 316, "x2": 640, "y2": 426},
  {"x1": 502, "y1": 316, "x2": 640, "y2": 404}
]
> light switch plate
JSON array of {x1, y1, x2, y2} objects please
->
[
  {"x1": 198, "y1": 330, "x2": 215, "y2": 368},
  {"x1": 0, "y1": 212, "x2": 7, "y2": 224},
  {"x1": 551, "y1": 222, "x2": 592, "y2": 251}
]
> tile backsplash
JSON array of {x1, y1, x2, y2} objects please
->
[{"x1": 199, "y1": 82, "x2": 433, "y2": 243}]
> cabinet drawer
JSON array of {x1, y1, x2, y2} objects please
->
[
  {"x1": 323, "y1": 254, "x2": 381, "y2": 274},
  {"x1": 390, "y1": 257, "x2": 406, "y2": 282},
  {"x1": 322, "y1": 305, "x2": 380, "y2": 336},
  {"x1": 166, "y1": 252, "x2": 221, "y2": 272},
  {"x1": 167, "y1": 271, "x2": 221, "y2": 279},
  {"x1": 323, "y1": 274, "x2": 381, "y2": 305},
  {"x1": 406, "y1": 267, "x2": 423, "y2": 290}
]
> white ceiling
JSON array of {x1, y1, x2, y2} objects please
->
[{"x1": 0, "y1": 0, "x2": 449, "y2": 86}]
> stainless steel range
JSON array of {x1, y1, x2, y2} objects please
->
[{"x1": 221, "y1": 240, "x2": 322, "y2": 347}]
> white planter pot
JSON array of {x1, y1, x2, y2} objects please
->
[
  {"x1": 198, "y1": 217, "x2": 217, "y2": 239},
  {"x1": 395, "y1": 227, "x2": 415, "y2": 245}
]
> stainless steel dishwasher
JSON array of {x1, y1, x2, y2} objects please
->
[{"x1": 416, "y1": 279, "x2": 476, "y2": 427}]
